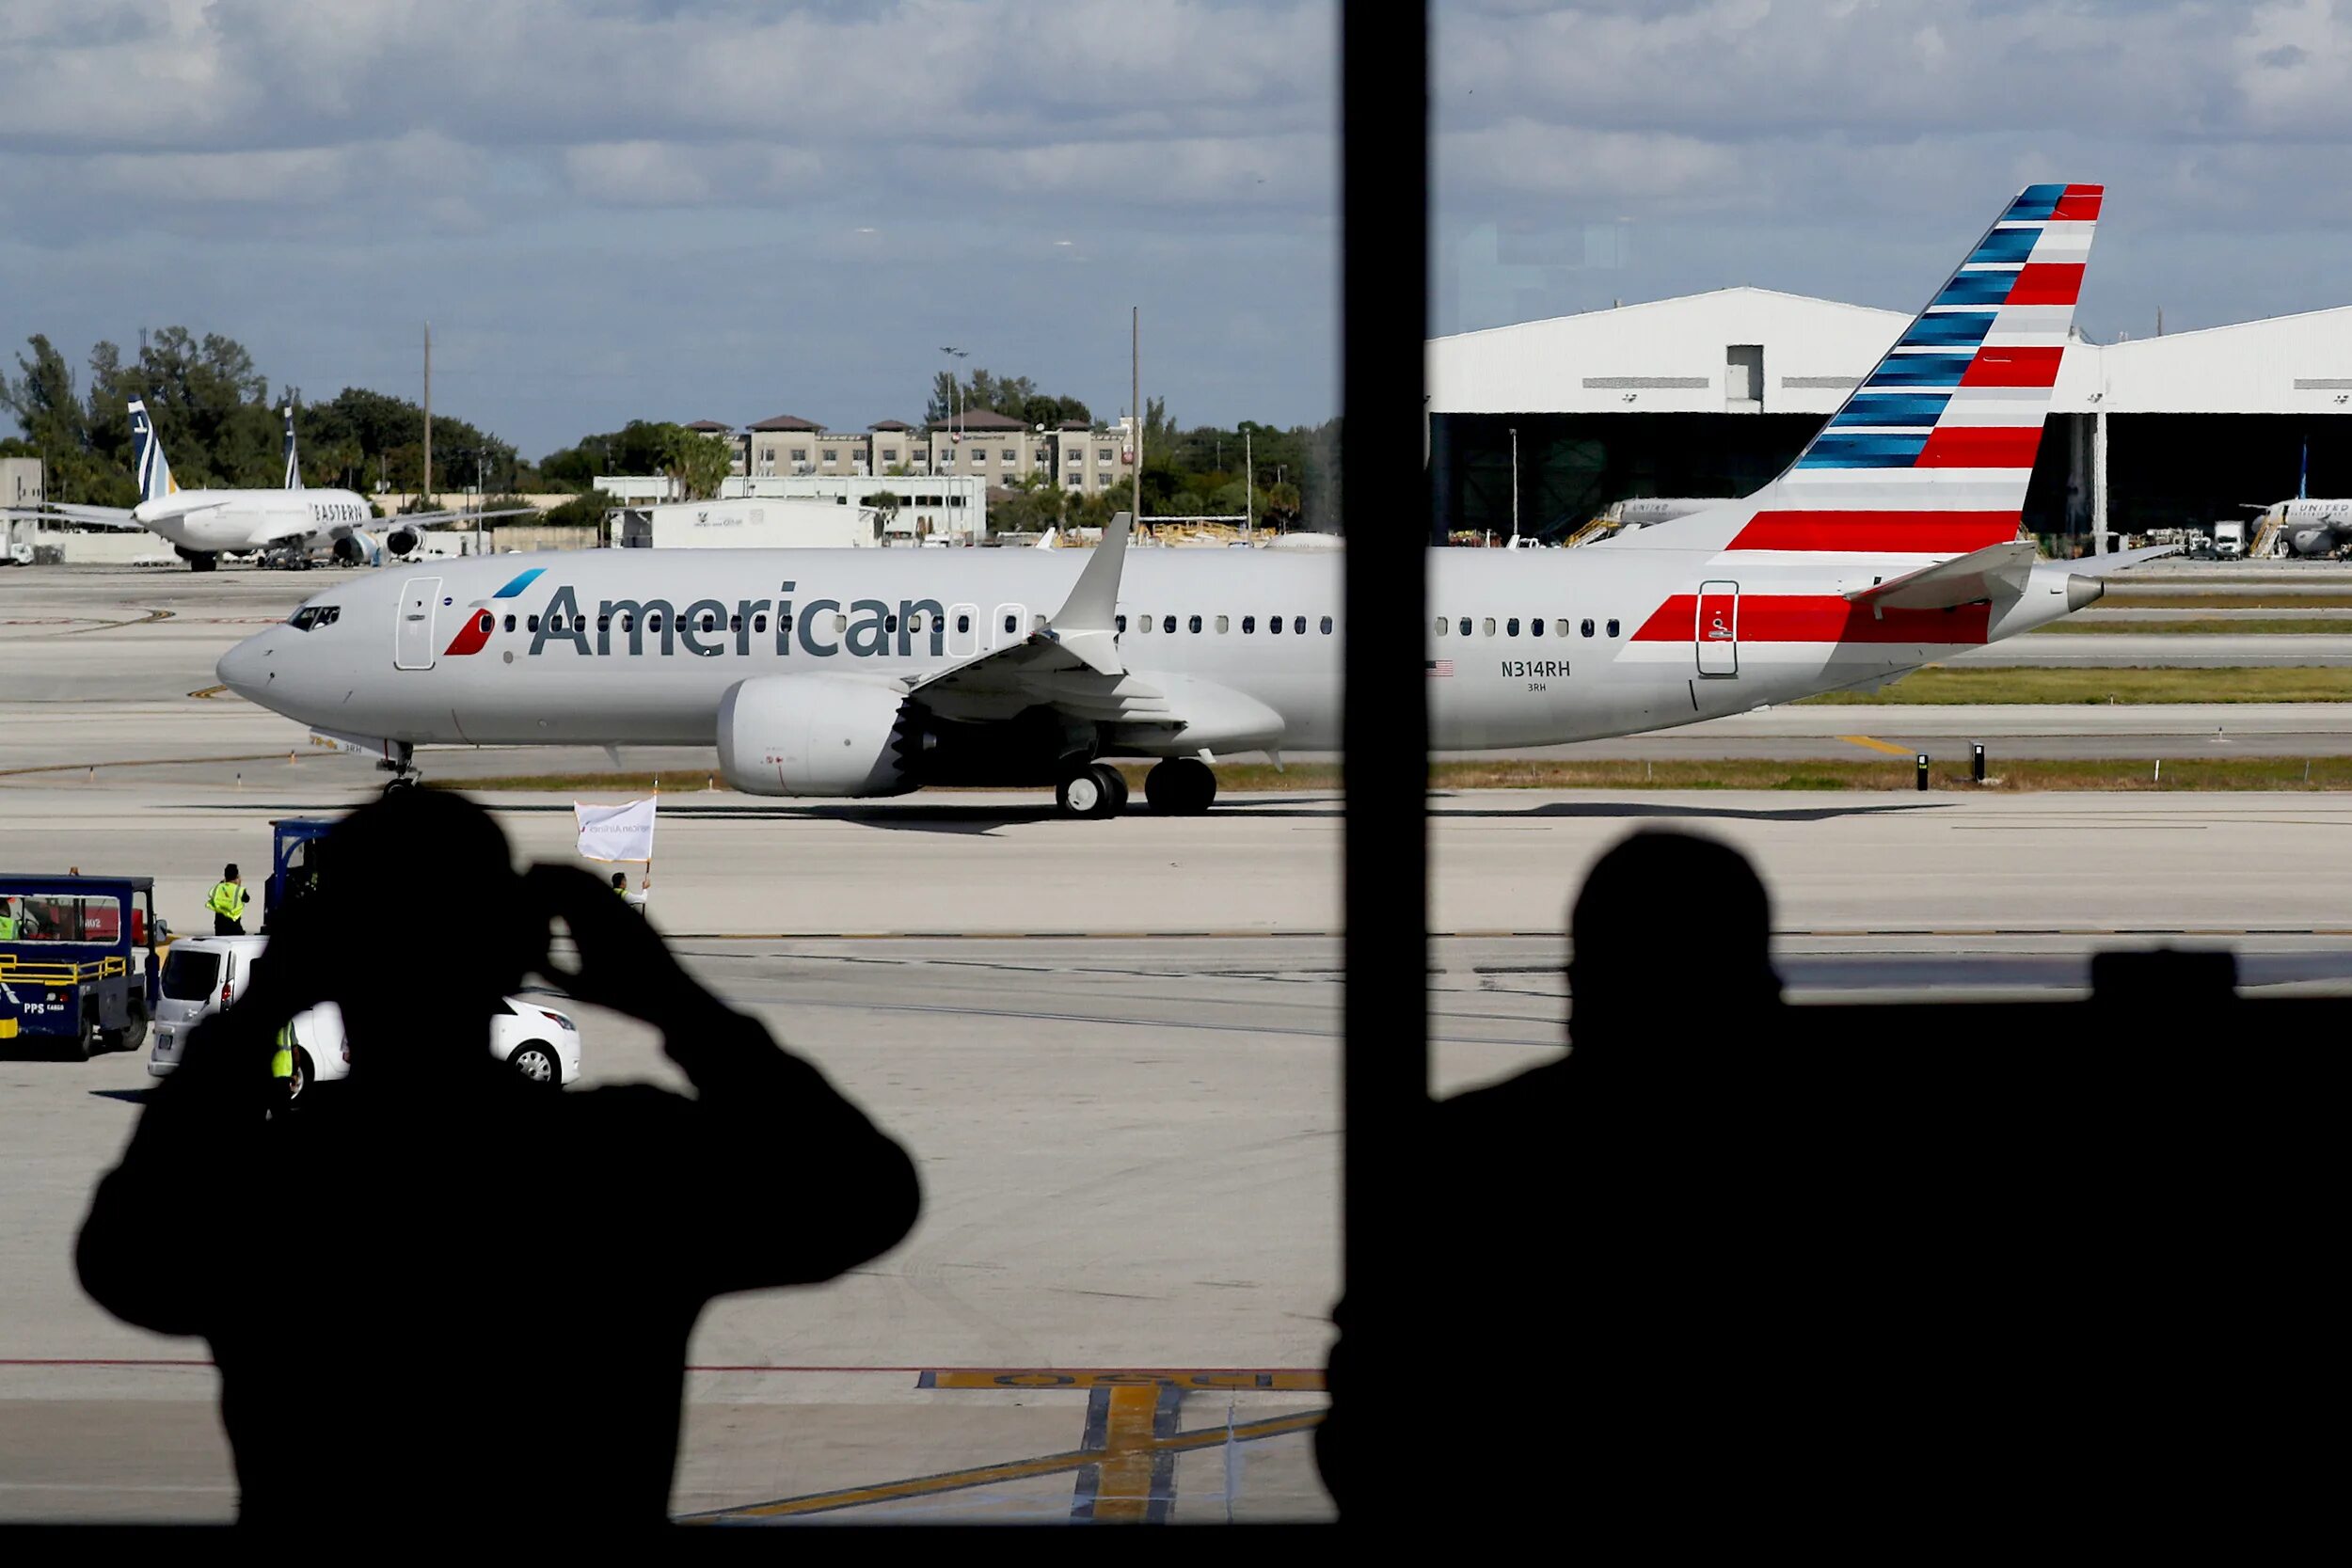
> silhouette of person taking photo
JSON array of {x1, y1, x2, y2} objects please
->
[
  {"x1": 1318, "y1": 829, "x2": 1785, "y2": 1517},
  {"x1": 77, "y1": 788, "x2": 920, "y2": 1531}
]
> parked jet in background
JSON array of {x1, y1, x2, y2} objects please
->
[
  {"x1": 39, "y1": 401, "x2": 527, "y2": 571},
  {"x1": 219, "y1": 184, "x2": 2173, "y2": 816}
]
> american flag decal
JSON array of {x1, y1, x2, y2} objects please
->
[{"x1": 1425, "y1": 659, "x2": 1454, "y2": 677}]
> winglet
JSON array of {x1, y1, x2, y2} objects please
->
[{"x1": 1042, "y1": 511, "x2": 1131, "y2": 675}]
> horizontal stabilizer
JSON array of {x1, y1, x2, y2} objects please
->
[
  {"x1": 1843, "y1": 539, "x2": 2038, "y2": 610},
  {"x1": 2065, "y1": 543, "x2": 2182, "y2": 578}
]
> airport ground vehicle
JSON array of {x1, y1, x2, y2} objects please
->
[
  {"x1": 2212, "y1": 520, "x2": 2248, "y2": 560},
  {"x1": 148, "y1": 935, "x2": 581, "y2": 1096},
  {"x1": 0, "y1": 875, "x2": 167, "y2": 1059},
  {"x1": 262, "y1": 816, "x2": 334, "y2": 933}
]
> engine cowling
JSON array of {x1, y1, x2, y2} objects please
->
[
  {"x1": 716, "y1": 674, "x2": 920, "y2": 797},
  {"x1": 331, "y1": 530, "x2": 380, "y2": 566},
  {"x1": 385, "y1": 527, "x2": 421, "y2": 558}
]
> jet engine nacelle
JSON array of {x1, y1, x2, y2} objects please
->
[
  {"x1": 716, "y1": 674, "x2": 919, "y2": 797},
  {"x1": 331, "y1": 530, "x2": 381, "y2": 566},
  {"x1": 385, "y1": 527, "x2": 421, "y2": 559}
]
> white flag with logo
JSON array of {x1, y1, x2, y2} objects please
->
[{"x1": 574, "y1": 797, "x2": 657, "y2": 863}]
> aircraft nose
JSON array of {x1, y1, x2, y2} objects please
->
[{"x1": 216, "y1": 629, "x2": 276, "y2": 701}]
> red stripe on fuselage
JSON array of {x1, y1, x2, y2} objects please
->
[
  {"x1": 1632, "y1": 594, "x2": 1993, "y2": 645},
  {"x1": 1915, "y1": 426, "x2": 2044, "y2": 468},
  {"x1": 1961, "y1": 345, "x2": 2063, "y2": 387},
  {"x1": 2005, "y1": 262, "x2": 2083, "y2": 306},
  {"x1": 1724, "y1": 511, "x2": 2022, "y2": 553}
]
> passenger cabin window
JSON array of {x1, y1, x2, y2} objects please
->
[
  {"x1": 1116, "y1": 614, "x2": 1128, "y2": 633},
  {"x1": 835, "y1": 613, "x2": 850, "y2": 634},
  {"x1": 1270, "y1": 615, "x2": 1284, "y2": 635},
  {"x1": 1458, "y1": 617, "x2": 1471, "y2": 637},
  {"x1": 1216, "y1": 615, "x2": 1230, "y2": 633},
  {"x1": 1245, "y1": 616, "x2": 1258, "y2": 633},
  {"x1": 1321, "y1": 616, "x2": 1333, "y2": 634},
  {"x1": 1531, "y1": 618, "x2": 1545, "y2": 638},
  {"x1": 884, "y1": 613, "x2": 898, "y2": 634},
  {"x1": 1432, "y1": 617, "x2": 1444, "y2": 636},
  {"x1": 503, "y1": 614, "x2": 516, "y2": 632},
  {"x1": 1506, "y1": 617, "x2": 1520, "y2": 637},
  {"x1": 1483, "y1": 617, "x2": 1497, "y2": 637},
  {"x1": 1607, "y1": 619, "x2": 1621, "y2": 638},
  {"x1": 528, "y1": 615, "x2": 540, "y2": 632},
  {"x1": 1581, "y1": 619, "x2": 1596, "y2": 638},
  {"x1": 700, "y1": 612, "x2": 717, "y2": 633},
  {"x1": 476, "y1": 612, "x2": 493, "y2": 634},
  {"x1": 597, "y1": 614, "x2": 612, "y2": 632},
  {"x1": 1294, "y1": 616, "x2": 1306, "y2": 635},
  {"x1": 1554, "y1": 618, "x2": 1570, "y2": 638},
  {"x1": 1004, "y1": 613, "x2": 1017, "y2": 633},
  {"x1": 755, "y1": 614, "x2": 768, "y2": 634},
  {"x1": 731, "y1": 614, "x2": 743, "y2": 633},
  {"x1": 956, "y1": 613, "x2": 971, "y2": 633},
  {"x1": 1138, "y1": 615, "x2": 1152, "y2": 633},
  {"x1": 1188, "y1": 615, "x2": 1202, "y2": 633}
]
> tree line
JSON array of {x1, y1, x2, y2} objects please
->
[{"x1": 3, "y1": 333, "x2": 1339, "y2": 533}]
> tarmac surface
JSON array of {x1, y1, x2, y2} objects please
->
[{"x1": 10, "y1": 561, "x2": 2352, "y2": 1523}]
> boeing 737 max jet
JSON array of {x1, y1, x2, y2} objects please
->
[
  {"x1": 220, "y1": 183, "x2": 2169, "y2": 816},
  {"x1": 42, "y1": 402, "x2": 527, "y2": 570}
]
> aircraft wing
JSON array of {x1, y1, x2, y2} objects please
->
[
  {"x1": 386, "y1": 506, "x2": 539, "y2": 528},
  {"x1": 33, "y1": 503, "x2": 145, "y2": 531},
  {"x1": 1844, "y1": 540, "x2": 2039, "y2": 610},
  {"x1": 907, "y1": 512, "x2": 1134, "y2": 711}
]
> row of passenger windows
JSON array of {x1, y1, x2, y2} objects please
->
[
  {"x1": 495, "y1": 606, "x2": 1341, "y2": 640},
  {"x1": 1438, "y1": 615, "x2": 1620, "y2": 640},
  {"x1": 1116, "y1": 614, "x2": 1333, "y2": 636}
]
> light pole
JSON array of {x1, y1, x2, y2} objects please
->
[
  {"x1": 939, "y1": 346, "x2": 968, "y2": 458},
  {"x1": 1509, "y1": 426, "x2": 1519, "y2": 544}
]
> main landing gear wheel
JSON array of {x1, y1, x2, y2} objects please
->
[
  {"x1": 1056, "y1": 763, "x2": 1124, "y2": 819},
  {"x1": 1143, "y1": 758, "x2": 1216, "y2": 816}
]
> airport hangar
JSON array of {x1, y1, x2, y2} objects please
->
[{"x1": 1426, "y1": 289, "x2": 2352, "y2": 548}]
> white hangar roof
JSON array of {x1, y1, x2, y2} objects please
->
[{"x1": 1428, "y1": 287, "x2": 2352, "y2": 420}]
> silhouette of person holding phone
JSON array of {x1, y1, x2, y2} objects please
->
[{"x1": 77, "y1": 788, "x2": 920, "y2": 1531}]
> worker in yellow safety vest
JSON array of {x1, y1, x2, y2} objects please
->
[
  {"x1": 207, "y1": 864, "x2": 249, "y2": 936},
  {"x1": 272, "y1": 1023, "x2": 296, "y2": 1101}
]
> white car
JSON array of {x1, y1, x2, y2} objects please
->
[{"x1": 149, "y1": 936, "x2": 582, "y2": 1096}]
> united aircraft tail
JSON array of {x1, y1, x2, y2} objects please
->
[
  {"x1": 128, "y1": 399, "x2": 178, "y2": 505},
  {"x1": 1623, "y1": 182, "x2": 2102, "y2": 561},
  {"x1": 283, "y1": 404, "x2": 304, "y2": 491}
]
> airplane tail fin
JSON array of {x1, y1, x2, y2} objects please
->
[
  {"x1": 128, "y1": 399, "x2": 178, "y2": 505},
  {"x1": 1628, "y1": 183, "x2": 2101, "y2": 561},
  {"x1": 283, "y1": 404, "x2": 304, "y2": 491}
]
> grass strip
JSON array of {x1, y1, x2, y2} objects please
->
[
  {"x1": 2031, "y1": 618, "x2": 2352, "y2": 636},
  {"x1": 435, "y1": 756, "x2": 2352, "y2": 795},
  {"x1": 1796, "y1": 667, "x2": 2352, "y2": 705},
  {"x1": 2103, "y1": 594, "x2": 2352, "y2": 610}
]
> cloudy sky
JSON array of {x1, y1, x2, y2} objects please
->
[{"x1": 3, "y1": 0, "x2": 2350, "y2": 458}]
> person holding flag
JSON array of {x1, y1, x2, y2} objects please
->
[{"x1": 574, "y1": 791, "x2": 656, "y2": 913}]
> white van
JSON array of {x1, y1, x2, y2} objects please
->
[{"x1": 150, "y1": 936, "x2": 581, "y2": 1096}]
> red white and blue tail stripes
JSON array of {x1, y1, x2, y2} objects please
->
[{"x1": 1635, "y1": 184, "x2": 2100, "y2": 561}]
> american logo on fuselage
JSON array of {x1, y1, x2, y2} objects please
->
[{"x1": 448, "y1": 579, "x2": 956, "y2": 661}]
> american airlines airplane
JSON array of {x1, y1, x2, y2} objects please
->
[
  {"x1": 41, "y1": 401, "x2": 524, "y2": 571},
  {"x1": 219, "y1": 182, "x2": 2169, "y2": 816}
]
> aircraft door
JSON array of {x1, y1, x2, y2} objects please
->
[
  {"x1": 991, "y1": 603, "x2": 1028, "y2": 652},
  {"x1": 395, "y1": 577, "x2": 442, "y2": 671},
  {"x1": 948, "y1": 602, "x2": 979, "y2": 657},
  {"x1": 1695, "y1": 580, "x2": 1738, "y2": 677}
]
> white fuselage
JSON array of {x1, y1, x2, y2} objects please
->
[
  {"x1": 136, "y1": 488, "x2": 376, "y2": 556},
  {"x1": 219, "y1": 542, "x2": 2093, "y2": 761}
]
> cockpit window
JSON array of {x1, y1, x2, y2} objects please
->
[{"x1": 287, "y1": 606, "x2": 342, "y2": 632}]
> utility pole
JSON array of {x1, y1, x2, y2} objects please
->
[
  {"x1": 422, "y1": 323, "x2": 433, "y2": 509},
  {"x1": 1131, "y1": 307, "x2": 1141, "y2": 525},
  {"x1": 1245, "y1": 426, "x2": 1253, "y2": 537}
]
